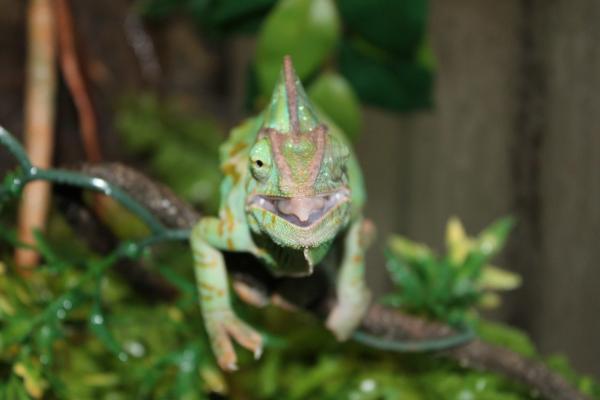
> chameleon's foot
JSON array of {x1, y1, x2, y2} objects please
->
[
  {"x1": 325, "y1": 288, "x2": 371, "y2": 341},
  {"x1": 204, "y1": 309, "x2": 263, "y2": 371}
]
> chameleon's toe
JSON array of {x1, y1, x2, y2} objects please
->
[
  {"x1": 205, "y1": 310, "x2": 263, "y2": 371},
  {"x1": 233, "y1": 280, "x2": 270, "y2": 307},
  {"x1": 224, "y1": 313, "x2": 263, "y2": 358}
]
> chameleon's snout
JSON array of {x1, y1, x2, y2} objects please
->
[{"x1": 276, "y1": 196, "x2": 326, "y2": 223}]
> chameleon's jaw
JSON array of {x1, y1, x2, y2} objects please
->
[{"x1": 248, "y1": 188, "x2": 350, "y2": 229}]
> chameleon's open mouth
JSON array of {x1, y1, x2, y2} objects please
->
[{"x1": 248, "y1": 188, "x2": 350, "y2": 228}]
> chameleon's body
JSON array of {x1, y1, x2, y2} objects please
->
[{"x1": 190, "y1": 57, "x2": 373, "y2": 370}]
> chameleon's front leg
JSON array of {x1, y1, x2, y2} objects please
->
[
  {"x1": 326, "y1": 218, "x2": 375, "y2": 340},
  {"x1": 191, "y1": 217, "x2": 262, "y2": 371}
]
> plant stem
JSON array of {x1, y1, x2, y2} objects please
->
[{"x1": 16, "y1": 0, "x2": 58, "y2": 272}]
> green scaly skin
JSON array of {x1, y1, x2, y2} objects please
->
[{"x1": 190, "y1": 57, "x2": 372, "y2": 370}]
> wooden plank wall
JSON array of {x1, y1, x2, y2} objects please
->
[{"x1": 358, "y1": 0, "x2": 600, "y2": 377}]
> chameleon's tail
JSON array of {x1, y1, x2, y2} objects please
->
[{"x1": 351, "y1": 324, "x2": 475, "y2": 352}]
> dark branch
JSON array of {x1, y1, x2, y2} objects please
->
[
  {"x1": 63, "y1": 162, "x2": 589, "y2": 400},
  {"x1": 361, "y1": 304, "x2": 589, "y2": 400}
]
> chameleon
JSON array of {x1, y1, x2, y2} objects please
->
[
  {"x1": 190, "y1": 56, "x2": 373, "y2": 370},
  {"x1": 189, "y1": 56, "x2": 474, "y2": 371}
]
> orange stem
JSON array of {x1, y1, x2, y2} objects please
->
[{"x1": 15, "y1": 0, "x2": 58, "y2": 272}]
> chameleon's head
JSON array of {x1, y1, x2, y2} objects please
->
[{"x1": 246, "y1": 56, "x2": 352, "y2": 249}]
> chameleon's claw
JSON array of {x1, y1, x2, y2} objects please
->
[
  {"x1": 226, "y1": 362, "x2": 238, "y2": 371},
  {"x1": 205, "y1": 309, "x2": 263, "y2": 371},
  {"x1": 254, "y1": 346, "x2": 263, "y2": 360}
]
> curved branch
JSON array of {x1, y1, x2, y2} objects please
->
[
  {"x1": 68, "y1": 162, "x2": 589, "y2": 400},
  {"x1": 360, "y1": 304, "x2": 589, "y2": 400}
]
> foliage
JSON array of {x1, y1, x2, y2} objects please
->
[
  {"x1": 0, "y1": 219, "x2": 220, "y2": 399},
  {"x1": 0, "y1": 179, "x2": 596, "y2": 399},
  {"x1": 0, "y1": 219, "x2": 598, "y2": 400},
  {"x1": 255, "y1": 0, "x2": 340, "y2": 95},
  {"x1": 140, "y1": 0, "x2": 433, "y2": 115},
  {"x1": 307, "y1": 72, "x2": 362, "y2": 140},
  {"x1": 116, "y1": 94, "x2": 223, "y2": 213},
  {"x1": 383, "y1": 217, "x2": 521, "y2": 324}
]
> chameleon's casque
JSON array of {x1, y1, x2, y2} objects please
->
[
  {"x1": 246, "y1": 57, "x2": 352, "y2": 249},
  {"x1": 190, "y1": 55, "x2": 371, "y2": 371}
]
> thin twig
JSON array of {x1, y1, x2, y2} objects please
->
[
  {"x1": 16, "y1": 0, "x2": 58, "y2": 272},
  {"x1": 55, "y1": 0, "x2": 102, "y2": 162}
]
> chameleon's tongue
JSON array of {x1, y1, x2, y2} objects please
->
[{"x1": 276, "y1": 197, "x2": 326, "y2": 222}]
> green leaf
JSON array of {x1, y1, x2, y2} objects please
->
[
  {"x1": 6, "y1": 375, "x2": 31, "y2": 400},
  {"x1": 308, "y1": 72, "x2": 362, "y2": 141},
  {"x1": 338, "y1": 0, "x2": 427, "y2": 57},
  {"x1": 255, "y1": 0, "x2": 341, "y2": 94},
  {"x1": 473, "y1": 217, "x2": 515, "y2": 259},
  {"x1": 339, "y1": 39, "x2": 433, "y2": 111}
]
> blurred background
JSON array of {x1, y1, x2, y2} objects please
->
[{"x1": 0, "y1": 0, "x2": 599, "y2": 382}]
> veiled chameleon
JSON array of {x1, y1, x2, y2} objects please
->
[{"x1": 190, "y1": 56, "x2": 373, "y2": 370}]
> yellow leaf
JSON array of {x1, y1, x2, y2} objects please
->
[
  {"x1": 168, "y1": 306, "x2": 184, "y2": 322},
  {"x1": 446, "y1": 217, "x2": 471, "y2": 264},
  {"x1": 479, "y1": 292, "x2": 501, "y2": 309},
  {"x1": 83, "y1": 373, "x2": 120, "y2": 387},
  {"x1": 387, "y1": 236, "x2": 433, "y2": 262},
  {"x1": 0, "y1": 296, "x2": 15, "y2": 316},
  {"x1": 480, "y1": 265, "x2": 521, "y2": 291},
  {"x1": 201, "y1": 366, "x2": 228, "y2": 395},
  {"x1": 13, "y1": 362, "x2": 47, "y2": 399}
]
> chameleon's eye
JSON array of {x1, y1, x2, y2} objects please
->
[{"x1": 249, "y1": 138, "x2": 272, "y2": 181}]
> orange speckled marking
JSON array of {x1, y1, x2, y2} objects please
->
[
  {"x1": 222, "y1": 163, "x2": 241, "y2": 184},
  {"x1": 228, "y1": 141, "x2": 247, "y2": 157},
  {"x1": 227, "y1": 238, "x2": 234, "y2": 250},
  {"x1": 197, "y1": 258, "x2": 218, "y2": 268},
  {"x1": 224, "y1": 207, "x2": 235, "y2": 232},
  {"x1": 352, "y1": 255, "x2": 363, "y2": 263},
  {"x1": 200, "y1": 282, "x2": 219, "y2": 292},
  {"x1": 217, "y1": 219, "x2": 225, "y2": 237},
  {"x1": 351, "y1": 276, "x2": 363, "y2": 286}
]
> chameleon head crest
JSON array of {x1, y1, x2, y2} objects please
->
[{"x1": 262, "y1": 55, "x2": 320, "y2": 135}]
